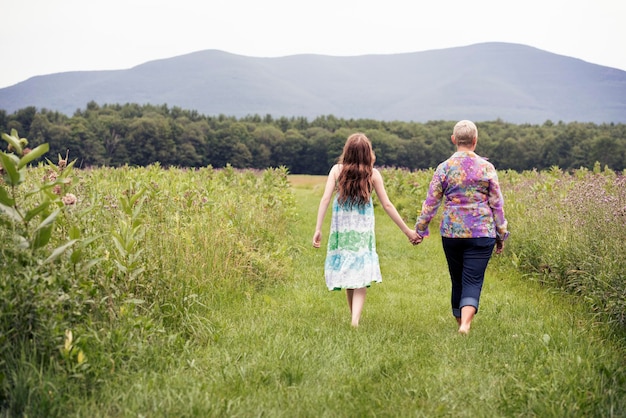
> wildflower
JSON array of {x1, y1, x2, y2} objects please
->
[
  {"x1": 45, "y1": 170, "x2": 58, "y2": 182},
  {"x1": 53, "y1": 185, "x2": 62, "y2": 195},
  {"x1": 62, "y1": 193, "x2": 77, "y2": 206}
]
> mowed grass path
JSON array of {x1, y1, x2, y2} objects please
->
[{"x1": 87, "y1": 175, "x2": 625, "y2": 417}]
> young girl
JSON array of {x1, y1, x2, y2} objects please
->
[{"x1": 312, "y1": 133, "x2": 420, "y2": 327}]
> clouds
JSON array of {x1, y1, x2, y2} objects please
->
[{"x1": 1, "y1": 0, "x2": 625, "y2": 88}]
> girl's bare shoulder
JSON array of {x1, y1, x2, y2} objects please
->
[
  {"x1": 330, "y1": 163, "x2": 343, "y2": 175},
  {"x1": 327, "y1": 164, "x2": 341, "y2": 182}
]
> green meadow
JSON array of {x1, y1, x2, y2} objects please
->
[{"x1": 1, "y1": 135, "x2": 625, "y2": 416}]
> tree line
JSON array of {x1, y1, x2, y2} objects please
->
[{"x1": 1, "y1": 101, "x2": 625, "y2": 173}]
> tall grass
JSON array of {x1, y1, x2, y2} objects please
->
[
  {"x1": 499, "y1": 166, "x2": 626, "y2": 331},
  {"x1": 1, "y1": 161, "x2": 296, "y2": 416}
]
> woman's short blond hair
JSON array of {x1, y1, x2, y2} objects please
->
[{"x1": 453, "y1": 120, "x2": 478, "y2": 146}]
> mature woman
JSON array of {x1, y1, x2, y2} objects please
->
[{"x1": 414, "y1": 120, "x2": 509, "y2": 335}]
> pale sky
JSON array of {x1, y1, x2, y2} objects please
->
[{"x1": 1, "y1": 0, "x2": 625, "y2": 89}]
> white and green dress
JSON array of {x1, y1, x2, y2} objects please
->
[{"x1": 325, "y1": 196, "x2": 383, "y2": 290}]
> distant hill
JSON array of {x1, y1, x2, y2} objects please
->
[{"x1": 1, "y1": 42, "x2": 625, "y2": 124}]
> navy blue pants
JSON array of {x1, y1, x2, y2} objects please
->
[{"x1": 441, "y1": 237, "x2": 496, "y2": 318}]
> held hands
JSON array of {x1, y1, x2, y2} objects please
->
[
  {"x1": 315, "y1": 229, "x2": 423, "y2": 248},
  {"x1": 407, "y1": 230, "x2": 423, "y2": 246}
]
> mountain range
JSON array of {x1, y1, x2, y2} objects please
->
[{"x1": 1, "y1": 42, "x2": 625, "y2": 124}]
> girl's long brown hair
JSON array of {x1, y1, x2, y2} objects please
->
[{"x1": 337, "y1": 133, "x2": 375, "y2": 207}]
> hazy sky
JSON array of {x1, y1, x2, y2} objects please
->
[{"x1": 1, "y1": 0, "x2": 624, "y2": 88}]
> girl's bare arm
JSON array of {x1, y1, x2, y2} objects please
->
[
  {"x1": 313, "y1": 164, "x2": 339, "y2": 248},
  {"x1": 372, "y1": 169, "x2": 420, "y2": 242}
]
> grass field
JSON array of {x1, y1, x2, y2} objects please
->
[
  {"x1": 66, "y1": 174, "x2": 625, "y2": 417},
  {"x1": 2, "y1": 165, "x2": 624, "y2": 417}
]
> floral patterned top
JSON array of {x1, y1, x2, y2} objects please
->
[{"x1": 415, "y1": 151, "x2": 509, "y2": 240}]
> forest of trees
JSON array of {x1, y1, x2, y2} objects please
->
[{"x1": 1, "y1": 101, "x2": 625, "y2": 174}]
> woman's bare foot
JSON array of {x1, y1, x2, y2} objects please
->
[{"x1": 458, "y1": 306, "x2": 475, "y2": 335}]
